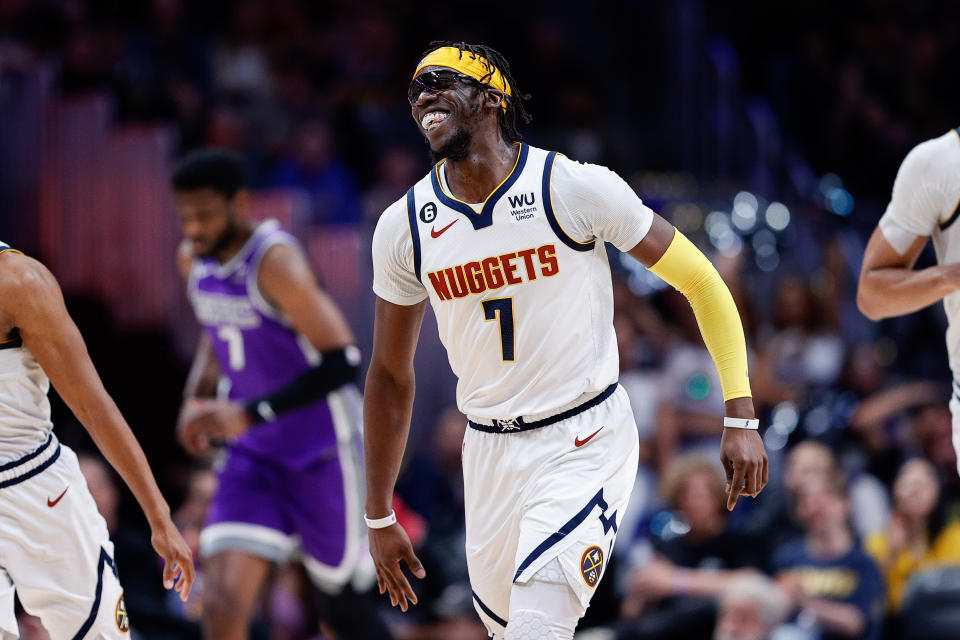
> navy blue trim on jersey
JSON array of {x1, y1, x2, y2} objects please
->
[
  {"x1": 0, "y1": 434, "x2": 53, "y2": 472},
  {"x1": 940, "y1": 195, "x2": 960, "y2": 231},
  {"x1": 71, "y1": 547, "x2": 119, "y2": 640},
  {"x1": 513, "y1": 489, "x2": 610, "y2": 582},
  {"x1": 405, "y1": 187, "x2": 422, "y2": 282},
  {"x1": 468, "y1": 382, "x2": 617, "y2": 434},
  {"x1": 0, "y1": 328, "x2": 22, "y2": 350},
  {"x1": 542, "y1": 151, "x2": 596, "y2": 252},
  {"x1": 472, "y1": 589, "x2": 508, "y2": 628},
  {"x1": 0, "y1": 440, "x2": 61, "y2": 489},
  {"x1": 429, "y1": 143, "x2": 529, "y2": 231}
]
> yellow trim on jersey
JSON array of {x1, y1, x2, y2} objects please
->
[
  {"x1": 649, "y1": 230, "x2": 752, "y2": 401},
  {"x1": 0, "y1": 248, "x2": 23, "y2": 255},
  {"x1": 414, "y1": 46, "x2": 512, "y2": 99},
  {"x1": 434, "y1": 142, "x2": 523, "y2": 214}
]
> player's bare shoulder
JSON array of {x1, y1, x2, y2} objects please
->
[
  {"x1": 0, "y1": 251, "x2": 59, "y2": 315},
  {"x1": 258, "y1": 240, "x2": 313, "y2": 287}
]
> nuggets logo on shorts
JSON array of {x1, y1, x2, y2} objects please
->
[
  {"x1": 580, "y1": 545, "x2": 604, "y2": 588},
  {"x1": 115, "y1": 594, "x2": 130, "y2": 633}
]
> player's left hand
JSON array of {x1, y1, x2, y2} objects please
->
[
  {"x1": 149, "y1": 516, "x2": 196, "y2": 602},
  {"x1": 182, "y1": 399, "x2": 251, "y2": 454},
  {"x1": 720, "y1": 426, "x2": 768, "y2": 511}
]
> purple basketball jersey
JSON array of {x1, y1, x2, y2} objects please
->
[{"x1": 187, "y1": 220, "x2": 337, "y2": 465}]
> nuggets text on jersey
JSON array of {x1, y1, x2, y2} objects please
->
[{"x1": 426, "y1": 244, "x2": 559, "y2": 301}]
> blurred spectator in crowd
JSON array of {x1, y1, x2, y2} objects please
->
[
  {"x1": 395, "y1": 408, "x2": 487, "y2": 638},
  {"x1": 363, "y1": 145, "x2": 425, "y2": 224},
  {"x1": 616, "y1": 312, "x2": 665, "y2": 547},
  {"x1": 172, "y1": 468, "x2": 217, "y2": 622},
  {"x1": 846, "y1": 375, "x2": 945, "y2": 486},
  {"x1": 618, "y1": 455, "x2": 763, "y2": 638},
  {"x1": 751, "y1": 441, "x2": 888, "y2": 555},
  {"x1": 755, "y1": 275, "x2": 845, "y2": 407},
  {"x1": 909, "y1": 403, "x2": 960, "y2": 504},
  {"x1": 267, "y1": 118, "x2": 361, "y2": 225},
  {"x1": 864, "y1": 458, "x2": 960, "y2": 614},
  {"x1": 713, "y1": 574, "x2": 791, "y2": 640},
  {"x1": 772, "y1": 475, "x2": 884, "y2": 640},
  {"x1": 79, "y1": 454, "x2": 203, "y2": 638},
  {"x1": 654, "y1": 293, "x2": 727, "y2": 468}
]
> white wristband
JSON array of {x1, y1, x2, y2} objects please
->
[
  {"x1": 364, "y1": 511, "x2": 398, "y2": 529},
  {"x1": 723, "y1": 417, "x2": 760, "y2": 430}
]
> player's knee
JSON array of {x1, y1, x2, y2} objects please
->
[
  {"x1": 504, "y1": 609, "x2": 574, "y2": 640},
  {"x1": 202, "y1": 578, "x2": 254, "y2": 625}
]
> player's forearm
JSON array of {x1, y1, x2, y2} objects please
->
[
  {"x1": 799, "y1": 597, "x2": 866, "y2": 637},
  {"x1": 646, "y1": 231, "x2": 752, "y2": 406},
  {"x1": 182, "y1": 333, "x2": 219, "y2": 399},
  {"x1": 857, "y1": 264, "x2": 957, "y2": 320},
  {"x1": 363, "y1": 362, "x2": 416, "y2": 517}
]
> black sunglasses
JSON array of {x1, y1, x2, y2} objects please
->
[{"x1": 407, "y1": 70, "x2": 477, "y2": 104}]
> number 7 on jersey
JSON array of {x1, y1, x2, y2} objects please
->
[{"x1": 482, "y1": 298, "x2": 515, "y2": 362}]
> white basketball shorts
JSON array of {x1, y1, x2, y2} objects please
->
[
  {"x1": 0, "y1": 435, "x2": 129, "y2": 639},
  {"x1": 463, "y1": 384, "x2": 639, "y2": 636}
]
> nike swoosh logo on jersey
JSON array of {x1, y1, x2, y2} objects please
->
[
  {"x1": 575, "y1": 427, "x2": 604, "y2": 447},
  {"x1": 47, "y1": 486, "x2": 69, "y2": 507},
  {"x1": 431, "y1": 220, "x2": 458, "y2": 238}
]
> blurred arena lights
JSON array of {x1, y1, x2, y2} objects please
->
[
  {"x1": 764, "y1": 202, "x2": 790, "y2": 231},
  {"x1": 818, "y1": 173, "x2": 854, "y2": 216},
  {"x1": 731, "y1": 191, "x2": 759, "y2": 232}
]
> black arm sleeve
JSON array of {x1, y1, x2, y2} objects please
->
[{"x1": 244, "y1": 346, "x2": 361, "y2": 424}]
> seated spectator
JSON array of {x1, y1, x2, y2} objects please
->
[
  {"x1": 754, "y1": 441, "x2": 888, "y2": 552},
  {"x1": 864, "y1": 458, "x2": 960, "y2": 613},
  {"x1": 910, "y1": 403, "x2": 960, "y2": 504},
  {"x1": 713, "y1": 574, "x2": 791, "y2": 640},
  {"x1": 772, "y1": 475, "x2": 885, "y2": 640},
  {"x1": 617, "y1": 456, "x2": 763, "y2": 637},
  {"x1": 655, "y1": 294, "x2": 728, "y2": 468},
  {"x1": 755, "y1": 275, "x2": 845, "y2": 398}
]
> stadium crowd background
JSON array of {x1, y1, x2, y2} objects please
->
[{"x1": 2, "y1": 1, "x2": 960, "y2": 638}]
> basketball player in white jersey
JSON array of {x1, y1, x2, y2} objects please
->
[
  {"x1": 858, "y1": 127, "x2": 960, "y2": 474},
  {"x1": 0, "y1": 243, "x2": 193, "y2": 638},
  {"x1": 364, "y1": 42, "x2": 768, "y2": 639}
]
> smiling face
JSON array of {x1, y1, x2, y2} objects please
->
[
  {"x1": 893, "y1": 459, "x2": 939, "y2": 520},
  {"x1": 409, "y1": 65, "x2": 503, "y2": 161}
]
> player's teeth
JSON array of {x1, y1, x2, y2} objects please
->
[{"x1": 421, "y1": 112, "x2": 448, "y2": 130}]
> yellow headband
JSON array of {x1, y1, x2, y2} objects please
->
[{"x1": 413, "y1": 47, "x2": 512, "y2": 109}]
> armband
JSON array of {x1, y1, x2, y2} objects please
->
[
  {"x1": 244, "y1": 346, "x2": 361, "y2": 424},
  {"x1": 648, "y1": 231, "x2": 751, "y2": 401}
]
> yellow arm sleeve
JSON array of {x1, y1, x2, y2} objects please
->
[{"x1": 648, "y1": 230, "x2": 752, "y2": 401}]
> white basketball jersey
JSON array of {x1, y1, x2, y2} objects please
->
[
  {"x1": 372, "y1": 144, "x2": 654, "y2": 418},
  {"x1": 0, "y1": 242, "x2": 53, "y2": 459},
  {"x1": 879, "y1": 128, "x2": 960, "y2": 384}
]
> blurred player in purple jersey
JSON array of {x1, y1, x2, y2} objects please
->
[{"x1": 171, "y1": 149, "x2": 391, "y2": 639}]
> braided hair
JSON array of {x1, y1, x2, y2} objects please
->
[{"x1": 421, "y1": 41, "x2": 532, "y2": 142}]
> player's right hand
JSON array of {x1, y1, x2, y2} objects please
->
[
  {"x1": 369, "y1": 523, "x2": 425, "y2": 612},
  {"x1": 176, "y1": 398, "x2": 213, "y2": 456},
  {"x1": 149, "y1": 516, "x2": 196, "y2": 602}
]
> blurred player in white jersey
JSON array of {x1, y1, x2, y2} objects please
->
[
  {"x1": 859, "y1": 127, "x2": 960, "y2": 473},
  {"x1": 0, "y1": 243, "x2": 193, "y2": 638},
  {"x1": 363, "y1": 41, "x2": 768, "y2": 639}
]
